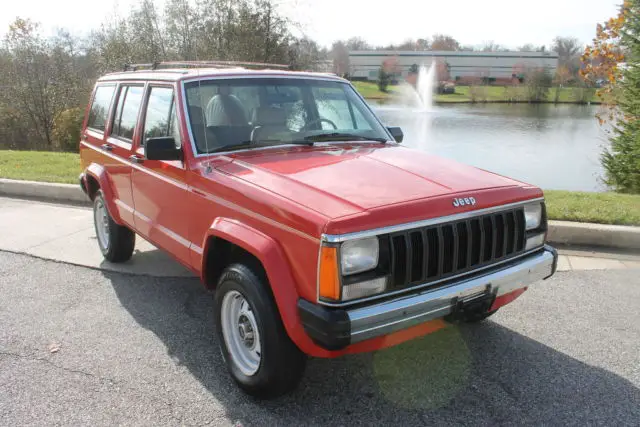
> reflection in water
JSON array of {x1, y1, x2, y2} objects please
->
[{"x1": 373, "y1": 103, "x2": 610, "y2": 192}]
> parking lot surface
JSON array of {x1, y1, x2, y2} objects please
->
[{"x1": 1, "y1": 250, "x2": 639, "y2": 426}]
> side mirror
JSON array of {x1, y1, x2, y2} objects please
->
[
  {"x1": 145, "y1": 137, "x2": 182, "y2": 161},
  {"x1": 387, "y1": 126, "x2": 403, "y2": 143}
]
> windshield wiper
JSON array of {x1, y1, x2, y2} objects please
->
[
  {"x1": 208, "y1": 139, "x2": 313, "y2": 153},
  {"x1": 303, "y1": 133, "x2": 389, "y2": 143}
]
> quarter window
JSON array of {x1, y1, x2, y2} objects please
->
[
  {"x1": 142, "y1": 87, "x2": 181, "y2": 148},
  {"x1": 87, "y1": 85, "x2": 116, "y2": 132},
  {"x1": 112, "y1": 85, "x2": 144, "y2": 141}
]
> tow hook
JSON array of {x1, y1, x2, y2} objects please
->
[{"x1": 445, "y1": 286, "x2": 495, "y2": 323}]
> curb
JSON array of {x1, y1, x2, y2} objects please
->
[
  {"x1": 1, "y1": 178, "x2": 638, "y2": 250},
  {"x1": 547, "y1": 220, "x2": 640, "y2": 251},
  {"x1": 0, "y1": 178, "x2": 89, "y2": 206}
]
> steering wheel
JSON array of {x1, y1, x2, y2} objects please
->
[{"x1": 302, "y1": 117, "x2": 338, "y2": 131}]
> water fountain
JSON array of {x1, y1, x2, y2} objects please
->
[
  {"x1": 375, "y1": 62, "x2": 437, "y2": 150},
  {"x1": 415, "y1": 63, "x2": 436, "y2": 111}
]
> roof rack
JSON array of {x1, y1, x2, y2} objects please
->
[{"x1": 122, "y1": 60, "x2": 290, "y2": 72}]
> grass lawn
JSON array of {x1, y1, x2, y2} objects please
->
[
  {"x1": 352, "y1": 81, "x2": 601, "y2": 104},
  {"x1": 0, "y1": 150, "x2": 80, "y2": 184},
  {"x1": 544, "y1": 190, "x2": 640, "y2": 226},
  {"x1": 352, "y1": 81, "x2": 395, "y2": 100},
  {"x1": 1, "y1": 150, "x2": 638, "y2": 226}
]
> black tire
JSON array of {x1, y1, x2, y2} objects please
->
[
  {"x1": 93, "y1": 190, "x2": 135, "y2": 263},
  {"x1": 215, "y1": 263, "x2": 306, "y2": 398},
  {"x1": 463, "y1": 309, "x2": 498, "y2": 323}
]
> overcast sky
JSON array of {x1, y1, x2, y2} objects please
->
[{"x1": 1, "y1": 0, "x2": 620, "y2": 49}]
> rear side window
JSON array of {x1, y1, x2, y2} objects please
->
[
  {"x1": 87, "y1": 85, "x2": 116, "y2": 132},
  {"x1": 112, "y1": 85, "x2": 144, "y2": 141},
  {"x1": 143, "y1": 87, "x2": 181, "y2": 148}
]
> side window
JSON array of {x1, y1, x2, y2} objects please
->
[
  {"x1": 112, "y1": 85, "x2": 144, "y2": 141},
  {"x1": 142, "y1": 87, "x2": 181, "y2": 148},
  {"x1": 87, "y1": 85, "x2": 116, "y2": 132}
]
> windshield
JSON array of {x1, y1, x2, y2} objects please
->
[{"x1": 183, "y1": 77, "x2": 390, "y2": 154}]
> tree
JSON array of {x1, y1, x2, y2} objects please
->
[
  {"x1": 330, "y1": 40, "x2": 349, "y2": 76},
  {"x1": 585, "y1": 1, "x2": 639, "y2": 193},
  {"x1": 1, "y1": 18, "x2": 78, "y2": 148},
  {"x1": 345, "y1": 37, "x2": 371, "y2": 51},
  {"x1": 481, "y1": 41, "x2": 508, "y2": 52},
  {"x1": 552, "y1": 36, "x2": 582, "y2": 63},
  {"x1": 430, "y1": 34, "x2": 460, "y2": 51},
  {"x1": 289, "y1": 36, "x2": 320, "y2": 70},
  {"x1": 553, "y1": 65, "x2": 572, "y2": 103},
  {"x1": 378, "y1": 66, "x2": 390, "y2": 92},
  {"x1": 164, "y1": 0, "x2": 197, "y2": 60},
  {"x1": 518, "y1": 43, "x2": 536, "y2": 52},
  {"x1": 552, "y1": 36, "x2": 582, "y2": 75},
  {"x1": 581, "y1": 4, "x2": 627, "y2": 107}
]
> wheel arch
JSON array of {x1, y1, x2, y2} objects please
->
[
  {"x1": 84, "y1": 163, "x2": 123, "y2": 224},
  {"x1": 201, "y1": 218, "x2": 317, "y2": 354}
]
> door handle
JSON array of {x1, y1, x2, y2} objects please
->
[
  {"x1": 100, "y1": 143, "x2": 114, "y2": 152},
  {"x1": 129, "y1": 155, "x2": 144, "y2": 164}
]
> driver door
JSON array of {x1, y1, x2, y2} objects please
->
[{"x1": 131, "y1": 84, "x2": 191, "y2": 266}]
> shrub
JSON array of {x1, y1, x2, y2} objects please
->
[
  {"x1": 524, "y1": 68, "x2": 552, "y2": 102},
  {"x1": 378, "y1": 67, "x2": 391, "y2": 92},
  {"x1": 52, "y1": 107, "x2": 84, "y2": 152}
]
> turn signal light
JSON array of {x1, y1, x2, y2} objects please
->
[{"x1": 319, "y1": 246, "x2": 340, "y2": 300}]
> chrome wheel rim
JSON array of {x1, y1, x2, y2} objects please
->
[
  {"x1": 94, "y1": 199, "x2": 110, "y2": 250},
  {"x1": 220, "y1": 290, "x2": 261, "y2": 376}
]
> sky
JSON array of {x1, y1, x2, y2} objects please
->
[{"x1": 0, "y1": 0, "x2": 621, "y2": 49}]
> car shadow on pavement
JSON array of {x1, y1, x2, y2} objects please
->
[{"x1": 102, "y1": 270, "x2": 640, "y2": 425}]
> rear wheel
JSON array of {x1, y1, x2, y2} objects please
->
[
  {"x1": 93, "y1": 190, "x2": 135, "y2": 263},
  {"x1": 215, "y1": 263, "x2": 306, "y2": 398}
]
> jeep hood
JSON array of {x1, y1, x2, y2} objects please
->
[{"x1": 215, "y1": 143, "x2": 532, "y2": 219}]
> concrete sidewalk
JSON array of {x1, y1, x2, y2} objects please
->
[
  {"x1": 2, "y1": 196, "x2": 639, "y2": 276},
  {"x1": 0, "y1": 197, "x2": 191, "y2": 277}
]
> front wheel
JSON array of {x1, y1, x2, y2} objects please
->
[
  {"x1": 93, "y1": 190, "x2": 135, "y2": 263},
  {"x1": 215, "y1": 263, "x2": 306, "y2": 398}
]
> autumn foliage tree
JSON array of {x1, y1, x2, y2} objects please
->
[
  {"x1": 582, "y1": 1, "x2": 639, "y2": 193},
  {"x1": 581, "y1": 2, "x2": 627, "y2": 110}
]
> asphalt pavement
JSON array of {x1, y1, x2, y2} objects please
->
[{"x1": 1, "y1": 249, "x2": 639, "y2": 426}]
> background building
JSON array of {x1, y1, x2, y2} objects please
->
[{"x1": 348, "y1": 50, "x2": 559, "y2": 83}]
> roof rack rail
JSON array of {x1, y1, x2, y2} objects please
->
[{"x1": 122, "y1": 60, "x2": 290, "y2": 72}]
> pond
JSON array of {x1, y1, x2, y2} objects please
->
[{"x1": 371, "y1": 103, "x2": 611, "y2": 192}]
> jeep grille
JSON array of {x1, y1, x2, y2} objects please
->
[{"x1": 386, "y1": 208, "x2": 527, "y2": 289}]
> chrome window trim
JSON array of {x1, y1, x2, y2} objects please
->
[
  {"x1": 318, "y1": 245, "x2": 546, "y2": 308},
  {"x1": 321, "y1": 197, "x2": 544, "y2": 243}
]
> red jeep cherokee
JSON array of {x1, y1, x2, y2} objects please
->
[{"x1": 79, "y1": 62, "x2": 558, "y2": 398}]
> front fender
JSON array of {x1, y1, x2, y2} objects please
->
[
  {"x1": 84, "y1": 163, "x2": 123, "y2": 225},
  {"x1": 202, "y1": 218, "x2": 328, "y2": 356}
]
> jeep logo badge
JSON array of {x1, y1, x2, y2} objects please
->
[{"x1": 453, "y1": 197, "x2": 476, "y2": 207}]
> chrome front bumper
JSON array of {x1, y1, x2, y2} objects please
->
[{"x1": 298, "y1": 245, "x2": 558, "y2": 350}]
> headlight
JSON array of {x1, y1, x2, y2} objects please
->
[
  {"x1": 341, "y1": 237, "x2": 379, "y2": 275},
  {"x1": 524, "y1": 202, "x2": 543, "y2": 230}
]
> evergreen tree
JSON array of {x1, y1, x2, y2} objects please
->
[{"x1": 603, "y1": 1, "x2": 640, "y2": 193}]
